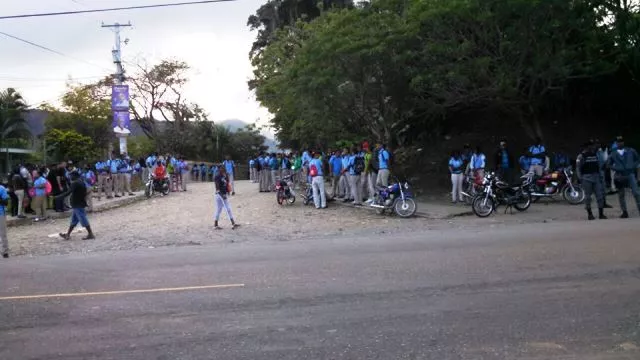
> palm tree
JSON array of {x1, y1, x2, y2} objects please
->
[{"x1": 0, "y1": 88, "x2": 31, "y2": 172}]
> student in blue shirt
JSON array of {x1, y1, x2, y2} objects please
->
[
  {"x1": 519, "y1": 153, "x2": 531, "y2": 175},
  {"x1": 347, "y1": 147, "x2": 363, "y2": 205},
  {"x1": 83, "y1": 165, "x2": 97, "y2": 212},
  {"x1": 107, "y1": 157, "x2": 121, "y2": 198},
  {"x1": 329, "y1": 151, "x2": 343, "y2": 199},
  {"x1": 528, "y1": 138, "x2": 547, "y2": 176},
  {"x1": 470, "y1": 146, "x2": 486, "y2": 181},
  {"x1": 449, "y1": 151, "x2": 464, "y2": 203},
  {"x1": 32, "y1": 170, "x2": 48, "y2": 222},
  {"x1": 376, "y1": 144, "x2": 392, "y2": 187},
  {"x1": 200, "y1": 164, "x2": 207, "y2": 182},
  {"x1": 309, "y1": 152, "x2": 326, "y2": 209},
  {"x1": 339, "y1": 148, "x2": 352, "y2": 200},
  {"x1": 223, "y1": 155, "x2": 236, "y2": 195},
  {"x1": 269, "y1": 153, "x2": 278, "y2": 190},
  {"x1": 249, "y1": 158, "x2": 256, "y2": 183},
  {"x1": 0, "y1": 184, "x2": 10, "y2": 258}
]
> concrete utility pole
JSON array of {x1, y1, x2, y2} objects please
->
[{"x1": 102, "y1": 22, "x2": 131, "y2": 155}]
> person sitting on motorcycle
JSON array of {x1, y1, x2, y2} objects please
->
[{"x1": 153, "y1": 161, "x2": 167, "y2": 188}]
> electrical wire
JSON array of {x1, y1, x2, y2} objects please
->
[
  {"x1": 0, "y1": 0, "x2": 236, "y2": 20},
  {"x1": 0, "y1": 31, "x2": 111, "y2": 72}
]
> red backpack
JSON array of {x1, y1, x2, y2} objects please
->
[{"x1": 309, "y1": 164, "x2": 318, "y2": 177}]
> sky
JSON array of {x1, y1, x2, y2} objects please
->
[{"x1": 0, "y1": 0, "x2": 273, "y2": 134}]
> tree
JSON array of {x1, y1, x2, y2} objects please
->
[
  {"x1": 44, "y1": 129, "x2": 96, "y2": 162},
  {"x1": 0, "y1": 88, "x2": 31, "y2": 171},
  {"x1": 41, "y1": 83, "x2": 112, "y2": 153}
]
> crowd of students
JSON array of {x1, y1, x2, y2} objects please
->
[{"x1": 249, "y1": 142, "x2": 393, "y2": 209}]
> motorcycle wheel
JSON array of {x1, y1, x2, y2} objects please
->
[
  {"x1": 303, "y1": 195, "x2": 310, "y2": 206},
  {"x1": 514, "y1": 191, "x2": 532, "y2": 211},
  {"x1": 562, "y1": 184, "x2": 585, "y2": 205},
  {"x1": 472, "y1": 195, "x2": 495, "y2": 218},
  {"x1": 276, "y1": 190, "x2": 284, "y2": 205},
  {"x1": 162, "y1": 185, "x2": 170, "y2": 196},
  {"x1": 287, "y1": 195, "x2": 296, "y2": 205},
  {"x1": 394, "y1": 198, "x2": 417, "y2": 218}
]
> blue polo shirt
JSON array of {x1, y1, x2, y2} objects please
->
[
  {"x1": 330, "y1": 155, "x2": 342, "y2": 176},
  {"x1": 0, "y1": 186, "x2": 8, "y2": 216},
  {"x1": 347, "y1": 155, "x2": 357, "y2": 175},
  {"x1": 378, "y1": 149, "x2": 390, "y2": 170},
  {"x1": 449, "y1": 157, "x2": 463, "y2": 174},
  {"x1": 223, "y1": 160, "x2": 235, "y2": 175},
  {"x1": 529, "y1": 145, "x2": 546, "y2": 165},
  {"x1": 309, "y1": 158, "x2": 324, "y2": 176}
]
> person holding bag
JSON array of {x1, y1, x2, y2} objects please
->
[{"x1": 608, "y1": 136, "x2": 640, "y2": 218}]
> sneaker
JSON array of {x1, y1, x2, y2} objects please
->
[
  {"x1": 232, "y1": 192, "x2": 236, "y2": 196},
  {"x1": 621, "y1": 212, "x2": 629, "y2": 219},
  {"x1": 59, "y1": 233, "x2": 70, "y2": 240},
  {"x1": 214, "y1": 226, "x2": 223, "y2": 230},
  {"x1": 2, "y1": 253, "x2": 8, "y2": 258},
  {"x1": 231, "y1": 223, "x2": 240, "y2": 230},
  {"x1": 365, "y1": 199, "x2": 374, "y2": 204},
  {"x1": 82, "y1": 234, "x2": 96, "y2": 240}
]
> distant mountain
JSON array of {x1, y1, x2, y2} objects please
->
[{"x1": 219, "y1": 119, "x2": 250, "y2": 132}]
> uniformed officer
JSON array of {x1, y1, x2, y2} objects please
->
[{"x1": 576, "y1": 140, "x2": 607, "y2": 220}]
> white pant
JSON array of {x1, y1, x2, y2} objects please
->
[
  {"x1": 451, "y1": 173, "x2": 464, "y2": 202},
  {"x1": 530, "y1": 164, "x2": 544, "y2": 177},
  {"x1": 362, "y1": 172, "x2": 376, "y2": 200},
  {"x1": 16, "y1": 190, "x2": 25, "y2": 216},
  {"x1": 377, "y1": 169, "x2": 390, "y2": 187},
  {"x1": 312, "y1": 176, "x2": 326, "y2": 208},
  {"x1": 339, "y1": 174, "x2": 350, "y2": 198},
  {"x1": 348, "y1": 174, "x2": 362, "y2": 204},
  {"x1": 228, "y1": 173, "x2": 235, "y2": 193},
  {"x1": 214, "y1": 194, "x2": 234, "y2": 222}
]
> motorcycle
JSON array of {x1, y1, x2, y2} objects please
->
[
  {"x1": 370, "y1": 178, "x2": 417, "y2": 218},
  {"x1": 276, "y1": 175, "x2": 296, "y2": 205},
  {"x1": 524, "y1": 167, "x2": 584, "y2": 205},
  {"x1": 472, "y1": 172, "x2": 532, "y2": 218},
  {"x1": 460, "y1": 172, "x2": 485, "y2": 205},
  {"x1": 145, "y1": 173, "x2": 170, "y2": 198}
]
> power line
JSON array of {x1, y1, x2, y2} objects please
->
[
  {"x1": 0, "y1": 31, "x2": 111, "y2": 72},
  {"x1": 0, "y1": 0, "x2": 236, "y2": 20},
  {"x1": 0, "y1": 75, "x2": 105, "y2": 82}
]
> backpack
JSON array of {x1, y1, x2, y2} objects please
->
[
  {"x1": 309, "y1": 164, "x2": 318, "y2": 177},
  {"x1": 354, "y1": 155, "x2": 365, "y2": 175},
  {"x1": 370, "y1": 151, "x2": 380, "y2": 172}
]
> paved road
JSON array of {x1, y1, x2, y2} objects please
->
[{"x1": 1, "y1": 220, "x2": 639, "y2": 359}]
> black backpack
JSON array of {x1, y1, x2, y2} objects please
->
[
  {"x1": 354, "y1": 155, "x2": 365, "y2": 174},
  {"x1": 370, "y1": 151, "x2": 380, "y2": 172}
]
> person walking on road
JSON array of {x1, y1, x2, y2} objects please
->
[
  {"x1": 57, "y1": 171, "x2": 95, "y2": 241},
  {"x1": 608, "y1": 136, "x2": 640, "y2": 218},
  {"x1": 213, "y1": 166, "x2": 239, "y2": 230},
  {"x1": 577, "y1": 141, "x2": 607, "y2": 220}
]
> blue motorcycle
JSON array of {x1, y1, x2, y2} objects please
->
[{"x1": 370, "y1": 178, "x2": 417, "y2": 218}]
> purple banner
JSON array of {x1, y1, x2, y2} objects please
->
[
  {"x1": 113, "y1": 111, "x2": 131, "y2": 135},
  {"x1": 111, "y1": 85, "x2": 129, "y2": 111}
]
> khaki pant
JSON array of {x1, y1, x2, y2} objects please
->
[
  {"x1": 349, "y1": 174, "x2": 362, "y2": 204},
  {"x1": 0, "y1": 215, "x2": 7, "y2": 255},
  {"x1": 124, "y1": 173, "x2": 132, "y2": 194},
  {"x1": 113, "y1": 173, "x2": 123, "y2": 196},
  {"x1": 97, "y1": 173, "x2": 110, "y2": 199},
  {"x1": 33, "y1": 195, "x2": 47, "y2": 218},
  {"x1": 180, "y1": 173, "x2": 187, "y2": 191},
  {"x1": 85, "y1": 188, "x2": 94, "y2": 212},
  {"x1": 376, "y1": 169, "x2": 390, "y2": 187}
]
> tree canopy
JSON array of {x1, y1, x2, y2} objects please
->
[{"x1": 248, "y1": 0, "x2": 640, "y2": 152}]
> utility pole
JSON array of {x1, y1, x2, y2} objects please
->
[{"x1": 102, "y1": 22, "x2": 131, "y2": 155}]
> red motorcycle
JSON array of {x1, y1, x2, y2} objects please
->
[{"x1": 524, "y1": 167, "x2": 584, "y2": 205}]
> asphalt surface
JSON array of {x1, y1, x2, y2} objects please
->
[{"x1": 1, "y1": 219, "x2": 639, "y2": 359}]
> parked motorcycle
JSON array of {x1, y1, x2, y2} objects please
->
[
  {"x1": 145, "y1": 174, "x2": 170, "y2": 198},
  {"x1": 472, "y1": 172, "x2": 532, "y2": 217},
  {"x1": 524, "y1": 167, "x2": 584, "y2": 205},
  {"x1": 460, "y1": 172, "x2": 485, "y2": 205},
  {"x1": 276, "y1": 175, "x2": 296, "y2": 205},
  {"x1": 370, "y1": 179, "x2": 417, "y2": 218}
]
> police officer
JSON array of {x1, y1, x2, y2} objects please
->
[{"x1": 576, "y1": 140, "x2": 607, "y2": 220}]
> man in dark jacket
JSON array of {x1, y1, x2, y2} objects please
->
[
  {"x1": 608, "y1": 136, "x2": 640, "y2": 218},
  {"x1": 494, "y1": 141, "x2": 515, "y2": 184},
  {"x1": 57, "y1": 171, "x2": 95, "y2": 240}
]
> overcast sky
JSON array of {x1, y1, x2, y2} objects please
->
[{"x1": 0, "y1": 0, "x2": 272, "y2": 131}]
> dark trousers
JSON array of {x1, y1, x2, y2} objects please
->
[
  {"x1": 53, "y1": 195, "x2": 65, "y2": 212},
  {"x1": 583, "y1": 173, "x2": 604, "y2": 211},
  {"x1": 8, "y1": 192, "x2": 18, "y2": 216}
]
